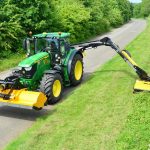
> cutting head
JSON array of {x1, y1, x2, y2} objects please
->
[
  {"x1": 134, "y1": 80, "x2": 150, "y2": 92},
  {"x1": 0, "y1": 89, "x2": 47, "y2": 110}
]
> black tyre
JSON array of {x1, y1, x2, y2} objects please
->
[
  {"x1": 69, "y1": 54, "x2": 83, "y2": 86},
  {"x1": 39, "y1": 73, "x2": 63, "y2": 104}
]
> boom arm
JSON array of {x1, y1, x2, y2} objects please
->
[{"x1": 77, "y1": 37, "x2": 150, "y2": 81}]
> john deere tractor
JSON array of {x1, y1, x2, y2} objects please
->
[
  {"x1": 1, "y1": 33, "x2": 150, "y2": 110},
  {"x1": 0, "y1": 32, "x2": 84, "y2": 110}
]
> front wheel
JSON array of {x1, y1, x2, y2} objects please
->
[
  {"x1": 39, "y1": 73, "x2": 63, "y2": 104},
  {"x1": 69, "y1": 54, "x2": 83, "y2": 86}
]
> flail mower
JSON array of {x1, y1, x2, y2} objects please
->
[{"x1": 0, "y1": 33, "x2": 150, "y2": 110}]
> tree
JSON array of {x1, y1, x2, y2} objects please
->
[
  {"x1": 0, "y1": 0, "x2": 133, "y2": 57},
  {"x1": 133, "y1": 3, "x2": 141, "y2": 18},
  {"x1": 116, "y1": 0, "x2": 132, "y2": 22},
  {"x1": 50, "y1": 0, "x2": 91, "y2": 42},
  {"x1": 0, "y1": 2, "x2": 24, "y2": 57},
  {"x1": 141, "y1": 0, "x2": 150, "y2": 17}
]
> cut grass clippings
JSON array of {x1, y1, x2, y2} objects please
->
[{"x1": 5, "y1": 18, "x2": 150, "y2": 150}]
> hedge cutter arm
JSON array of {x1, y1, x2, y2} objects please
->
[{"x1": 77, "y1": 37, "x2": 150, "y2": 92}]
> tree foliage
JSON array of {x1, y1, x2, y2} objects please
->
[
  {"x1": 141, "y1": 0, "x2": 150, "y2": 17},
  {"x1": 0, "y1": 0, "x2": 133, "y2": 57},
  {"x1": 132, "y1": 0, "x2": 150, "y2": 18},
  {"x1": 133, "y1": 3, "x2": 141, "y2": 18}
]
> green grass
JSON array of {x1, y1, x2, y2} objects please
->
[
  {"x1": 5, "y1": 18, "x2": 150, "y2": 150},
  {"x1": 0, "y1": 53, "x2": 25, "y2": 72}
]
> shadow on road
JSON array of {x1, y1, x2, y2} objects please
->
[
  {"x1": 0, "y1": 70, "x2": 135, "y2": 120},
  {"x1": 0, "y1": 105, "x2": 56, "y2": 121},
  {"x1": 0, "y1": 72, "x2": 93, "y2": 120}
]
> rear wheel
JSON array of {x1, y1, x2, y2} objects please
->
[
  {"x1": 70, "y1": 54, "x2": 83, "y2": 86},
  {"x1": 39, "y1": 73, "x2": 63, "y2": 104}
]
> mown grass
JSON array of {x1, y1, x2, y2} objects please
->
[
  {"x1": 0, "y1": 53, "x2": 25, "y2": 72},
  {"x1": 5, "y1": 18, "x2": 150, "y2": 150}
]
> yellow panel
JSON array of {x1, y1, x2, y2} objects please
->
[
  {"x1": 74, "y1": 60, "x2": 83, "y2": 81},
  {"x1": 134, "y1": 80, "x2": 150, "y2": 91},
  {"x1": 121, "y1": 51, "x2": 138, "y2": 66},
  {"x1": 0, "y1": 89, "x2": 47, "y2": 109}
]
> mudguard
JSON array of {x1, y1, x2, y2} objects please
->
[{"x1": 67, "y1": 49, "x2": 83, "y2": 75}]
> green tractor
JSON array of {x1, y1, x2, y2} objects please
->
[
  {"x1": 23, "y1": 32, "x2": 84, "y2": 104},
  {"x1": 1, "y1": 33, "x2": 150, "y2": 110},
  {"x1": 0, "y1": 32, "x2": 84, "y2": 110}
]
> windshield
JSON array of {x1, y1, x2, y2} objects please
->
[{"x1": 34, "y1": 38, "x2": 58, "y2": 53}]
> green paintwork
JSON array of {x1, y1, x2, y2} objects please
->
[
  {"x1": 19, "y1": 52, "x2": 51, "y2": 90},
  {"x1": 62, "y1": 48, "x2": 76, "y2": 84},
  {"x1": 33, "y1": 32, "x2": 70, "y2": 39},
  {"x1": 18, "y1": 32, "x2": 82, "y2": 91},
  {"x1": 19, "y1": 52, "x2": 49, "y2": 68}
]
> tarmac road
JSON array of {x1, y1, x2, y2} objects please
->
[{"x1": 0, "y1": 19, "x2": 146, "y2": 149}]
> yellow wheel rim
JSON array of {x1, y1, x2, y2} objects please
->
[
  {"x1": 52, "y1": 80, "x2": 61, "y2": 97},
  {"x1": 0, "y1": 85, "x2": 4, "y2": 91},
  {"x1": 74, "y1": 60, "x2": 82, "y2": 80}
]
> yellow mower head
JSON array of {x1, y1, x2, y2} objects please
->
[
  {"x1": 0, "y1": 88, "x2": 47, "y2": 110},
  {"x1": 134, "y1": 80, "x2": 150, "y2": 92}
]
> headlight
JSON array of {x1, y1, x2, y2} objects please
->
[
  {"x1": 21, "y1": 64, "x2": 37, "y2": 79},
  {"x1": 24, "y1": 67, "x2": 32, "y2": 71}
]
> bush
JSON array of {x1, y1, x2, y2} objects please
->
[{"x1": 0, "y1": 0, "x2": 133, "y2": 57}]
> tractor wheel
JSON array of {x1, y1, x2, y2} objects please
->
[
  {"x1": 70, "y1": 54, "x2": 83, "y2": 86},
  {"x1": 39, "y1": 73, "x2": 63, "y2": 104}
]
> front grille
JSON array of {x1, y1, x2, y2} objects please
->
[{"x1": 22, "y1": 64, "x2": 37, "y2": 79}]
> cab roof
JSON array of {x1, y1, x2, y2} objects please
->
[{"x1": 33, "y1": 32, "x2": 70, "y2": 38}]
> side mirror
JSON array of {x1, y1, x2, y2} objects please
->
[{"x1": 23, "y1": 39, "x2": 27, "y2": 50}]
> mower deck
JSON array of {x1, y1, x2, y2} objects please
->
[
  {"x1": 134, "y1": 80, "x2": 150, "y2": 92},
  {"x1": 0, "y1": 89, "x2": 47, "y2": 109}
]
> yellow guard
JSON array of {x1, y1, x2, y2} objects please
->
[
  {"x1": 134, "y1": 80, "x2": 150, "y2": 91},
  {"x1": 0, "y1": 89, "x2": 47, "y2": 109}
]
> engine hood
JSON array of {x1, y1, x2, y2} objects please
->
[{"x1": 18, "y1": 52, "x2": 49, "y2": 67}]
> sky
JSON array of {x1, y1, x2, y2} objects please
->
[{"x1": 129, "y1": 0, "x2": 142, "y2": 3}]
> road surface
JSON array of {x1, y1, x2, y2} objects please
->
[{"x1": 0, "y1": 19, "x2": 146, "y2": 149}]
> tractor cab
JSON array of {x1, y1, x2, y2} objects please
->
[{"x1": 23, "y1": 32, "x2": 71, "y2": 58}]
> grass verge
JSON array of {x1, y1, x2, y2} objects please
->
[
  {"x1": 0, "y1": 53, "x2": 25, "y2": 72},
  {"x1": 5, "y1": 18, "x2": 150, "y2": 150}
]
